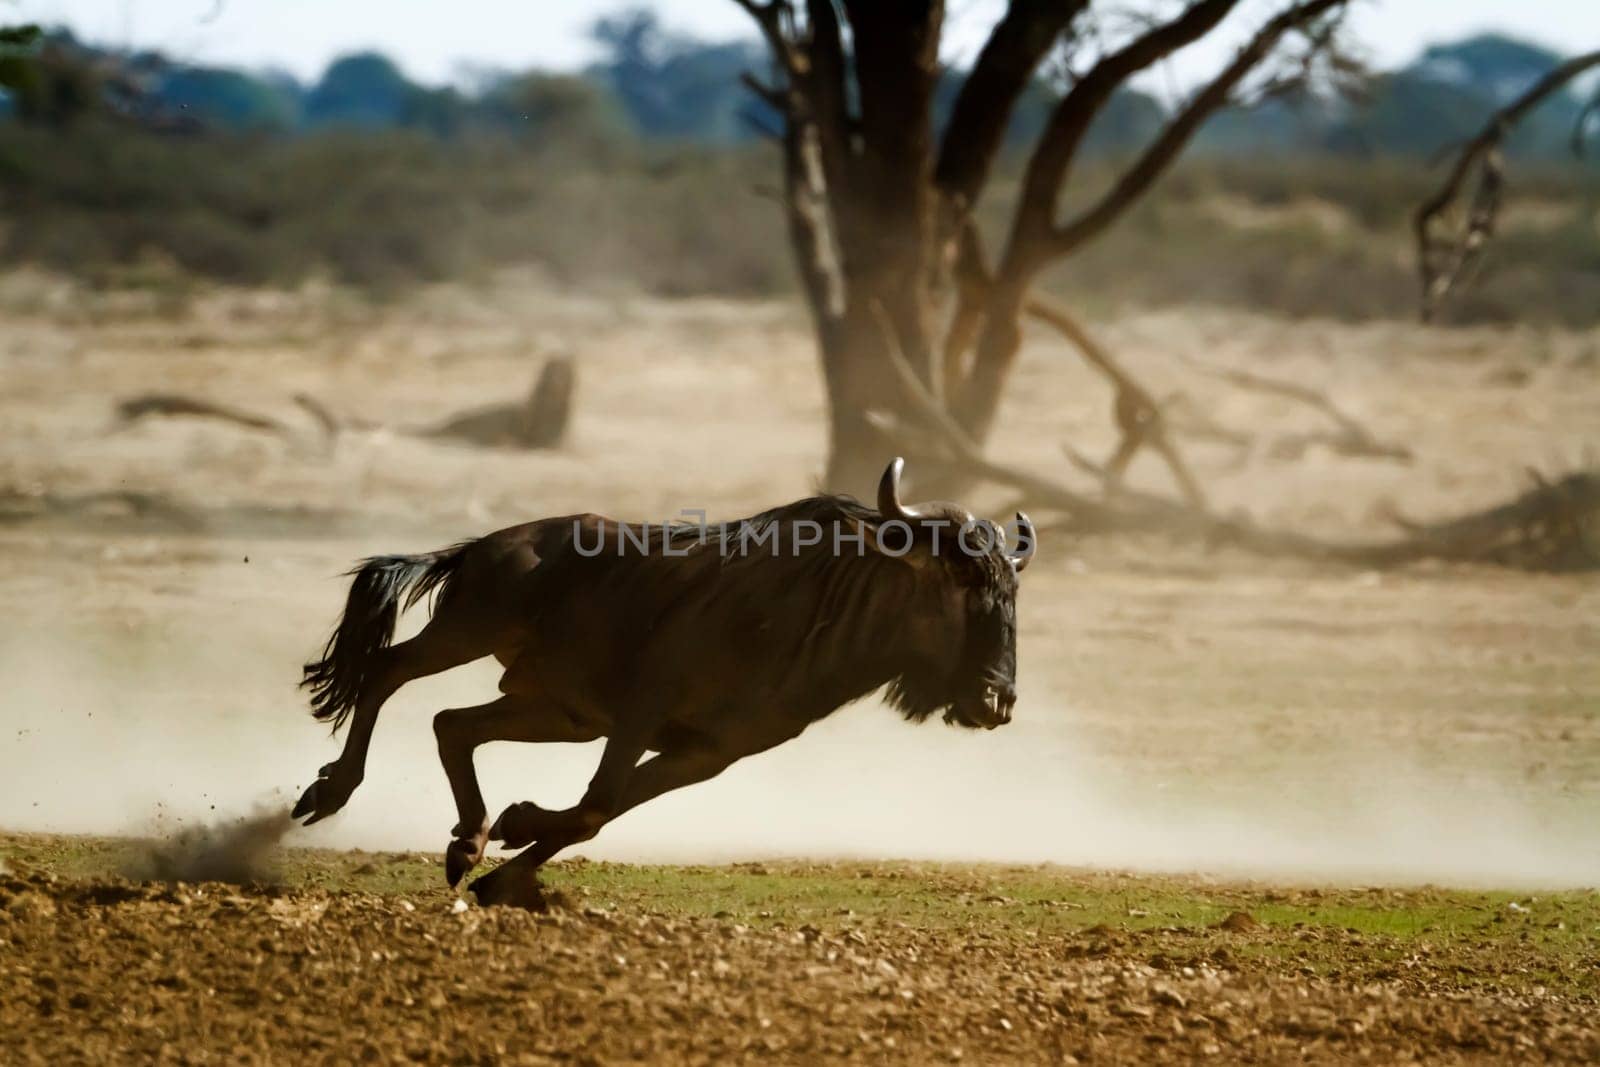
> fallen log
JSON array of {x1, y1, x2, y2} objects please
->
[
  {"x1": 113, "y1": 356, "x2": 577, "y2": 452},
  {"x1": 421, "y1": 356, "x2": 575, "y2": 449}
]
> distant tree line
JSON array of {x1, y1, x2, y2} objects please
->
[
  {"x1": 0, "y1": 12, "x2": 1593, "y2": 161},
  {"x1": 0, "y1": 12, "x2": 1593, "y2": 325}
]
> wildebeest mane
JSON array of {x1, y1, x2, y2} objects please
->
[{"x1": 527, "y1": 492, "x2": 995, "y2": 726}]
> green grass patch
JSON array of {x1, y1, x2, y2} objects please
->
[{"x1": 7, "y1": 833, "x2": 1598, "y2": 996}]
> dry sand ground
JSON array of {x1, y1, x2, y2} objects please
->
[
  {"x1": 1, "y1": 270, "x2": 1598, "y2": 1060},
  {"x1": 5, "y1": 837, "x2": 1600, "y2": 1065}
]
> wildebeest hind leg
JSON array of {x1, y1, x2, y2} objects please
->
[
  {"x1": 434, "y1": 695, "x2": 601, "y2": 887},
  {"x1": 295, "y1": 613, "x2": 491, "y2": 826}
]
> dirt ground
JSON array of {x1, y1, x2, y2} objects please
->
[
  {"x1": 5, "y1": 838, "x2": 1600, "y2": 1065},
  {"x1": 1, "y1": 271, "x2": 1598, "y2": 1060}
]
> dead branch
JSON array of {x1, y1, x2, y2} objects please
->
[
  {"x1": 867, "y1": 301, "x2": 1112, "y2": 521},
  {"x1": 1265, "y1": 432, "x2": 1412, "y2": 464},
  {"x1": 1243, "y1": 470, "x2": 1600, "y2": 572},
  {"x1": 1024, "y1": 295, "x2": 1207, "y2": 507},
  {"x1": 1414, "y1": 48, "x2": 1600, "y2": 322},
  {"x1": 1180, "y1": 356, "x2": 1413, "y2": 463},
  {"x1": 116, "y1": 393, "x2": 290, "y2": 435},
  {"x1": 1159, "y1": 394, "x2": 1254, "y2": 451},
  {"x1": 873, "y1": 300, "x2": 1598, "y2": 572},
  {"x1": 1377, "y1": 470, "x2": 1600, "y2": 568},
  {"x1": 291, "y1": 392, "x2": 359, "y2": 439}
]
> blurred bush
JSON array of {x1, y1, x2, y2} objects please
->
[
  {"x1": 0, "y1": 120, "x2": 788, "y2": 298},
  {"x1": 0, "y1": 21, "x2": 1594, "y2": 323},
  {"x1": 0, "y1": 118, "x2": 1594, "y2": 323}
]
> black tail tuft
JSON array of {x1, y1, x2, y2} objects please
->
[{"x1": 300, "y1": 544, "x2": 469, "y2": 733}]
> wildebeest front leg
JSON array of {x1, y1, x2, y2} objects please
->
[
  {"x1": 433, "y1": 695, "x2": 602, "y2": 887},
  {"x1": 471, "y1": 743, "x2": 734, "y2": 906},
  {"x1": 487, "y1": 718, "x2": 652, "y2": 850}
]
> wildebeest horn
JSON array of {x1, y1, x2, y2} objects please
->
[
  {"x1": 1010, "y1": 510, "x2": 1036, "y2": 572},
  {"x1": 877, "y1": 456, "x2": 926, "y2": 523}
]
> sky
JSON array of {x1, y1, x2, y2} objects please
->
[{"x1": 7, "y1": 0, "x2": 1599, "y2": 88}]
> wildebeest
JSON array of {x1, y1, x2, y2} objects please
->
[{"x1": 292, "y1": 458, "x2": 1034, "y2": 906}]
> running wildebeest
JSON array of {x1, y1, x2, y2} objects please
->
[{"x1": 292, "y1": 458, "x2": 1034, "y2": 906}]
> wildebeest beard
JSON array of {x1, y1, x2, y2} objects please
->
[{"x1": 882, "y1": 550, "x2": 1019, "y2": 730}]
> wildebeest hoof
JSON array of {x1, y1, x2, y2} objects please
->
[
  {"x1": 444, "y1": 827, "x2": 488, "y2": 887},
  {"x1": 488, "y1": 801, "x2": 557, "y2": 850},
  {"x1": 291, "y1": 763, "x2": 361, "y2": 826},
  {"x1": 467, "y1": 863, "x2": 549, "y2": 911}
]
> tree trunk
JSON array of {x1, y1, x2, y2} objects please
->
[
  {"x1": 951, "y1": 281, "x2": 1027, "y2": 446},
  {"x1": 816, "y1": 275, "x2": 940, "y2": 496},
  {"x1": 734, "y1": 0, "x2": 1356, "y2": 498}
]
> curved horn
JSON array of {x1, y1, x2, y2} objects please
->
[
  {"x1": 877, "y1": 457, "x2": 927, "y2": 523},
  {"x1": 1009, "y1": 510, "x2": 1036, "y2": 572}
]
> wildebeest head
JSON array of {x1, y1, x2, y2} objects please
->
[{"x1": 876, "y1": 458, "x2": 1034, "y2": 731}]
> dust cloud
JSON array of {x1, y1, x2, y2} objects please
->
[
  {"x1": 524, "y1": 707, "x2": 1600, "y2": 889},
  {"x1": 5, "y1": 289, "x2": 1598, "y2": 894},
  {"x1": 4, "y1": 614, "x2": 1596, "y2": 890},
  {"x1": 125, "y1": 809, "x2": 294, "y2": 885}
]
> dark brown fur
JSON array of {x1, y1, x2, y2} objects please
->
[{"x1": 293, "y1": 485, "x2": 1024, "y2": 905}]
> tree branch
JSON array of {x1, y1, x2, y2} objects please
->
[
  {"x1": 733, "y1": 1, "x2": 848, "y2": 329},
  {"x1": 1048, "y1": 0, "x2": 1349, "y2": 259},
  {"x1": 730, "y1": 0, "x2": 801, "y2": 79},
  {"x1": 116, "y1": 394, "x2": 288, "y2": 434},
  {"x1": 934, "y1": 0, "x2": 1088, "y2": 224},
  {"x1": 1025, "y1": 295, "x2": 1207, "y2": 507},
  {"x1": 1180, "y1": 356, "x2": 1413, "y2": 463},
  {"x1": 1414, "y1": 48, "x2": 1600, "y2": 322},
  {"x1": 866, "y1": 302, "x2": 1113, "y2": 519},
  {"x1": 871, "y1": 308, "x2": 1600, "y2": 573},
  {"x1": 785, "y1": 120, "x2": 849, "y2": 323},
  {"x1": 738, "y1": 71, "x2": 787, "y2": 112},
  {"x1": 802, "y1": 0, "x2": 856, "y2": 213},
  {"x1": 1005, "y1": 0, "x2": 1241, "y2": 272}
]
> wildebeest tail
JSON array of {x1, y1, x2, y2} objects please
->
[{"x1": 300, "y1": 544, "x2": 469, "y2": 732}]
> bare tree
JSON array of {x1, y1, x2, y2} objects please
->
[{"x1": 733, "y1": 0, "x2": 1352, "y2": 493}]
